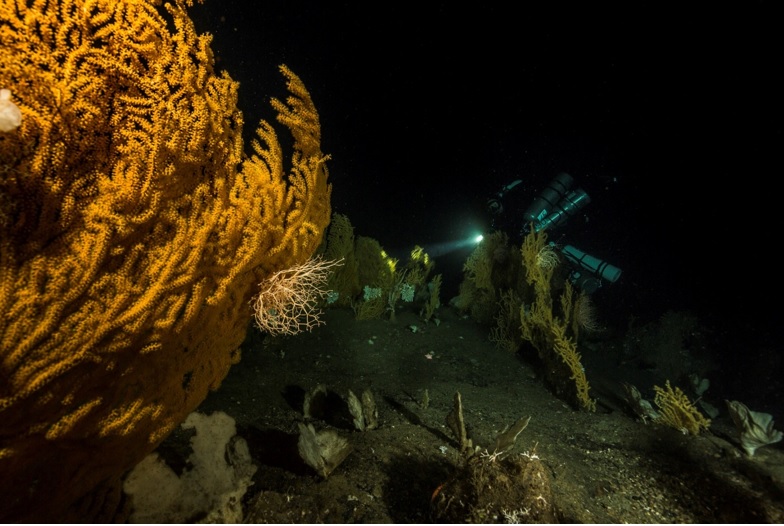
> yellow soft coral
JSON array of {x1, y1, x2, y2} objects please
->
[
  {"x1": 352, "y1": 236, "x2": 396, "y2": 320},
  {"x1": 0, "y1": 0, "x2": 330, "y2": 521},
  {"x1": 420, "y1": 273, "x2": 442, "y2": 323},
  {"x1": 551, "y1": 321, "x2": 596, "y2": 412},
  {"x1": 322, "y1": 213, "x2": 361, "y2": 306},
  {"x1": 653, "y1": 381, "x2": 711, "y2": 436},
  {"x1": 519, "y1": 229, "x2": 595, "y2": 411}
]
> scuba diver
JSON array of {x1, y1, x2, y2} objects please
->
[{"x1": 486, "y1": 172, "x2": 621, "y2": 294}]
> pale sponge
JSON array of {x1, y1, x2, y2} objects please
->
[
  {"x1": 726, "y1": 400, "x2": 783, "y2": 457},
  {"x1": 122, "y1": 411, "x2": 257, "y2": 523},
  {"x1": 0, "y1": 89, "x2": 22, "y2": 132}
]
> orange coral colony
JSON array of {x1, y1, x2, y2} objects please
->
[{"x1": 0, "y1": 0, "x2": 331, "y2": 521}]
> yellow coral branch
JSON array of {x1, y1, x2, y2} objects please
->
[
  {"x1": 551, "y1": 322, "x2": 596, "y2": 412},
  {"x1": 653, "y1": 381, "x2": 711, "y2": 435}
]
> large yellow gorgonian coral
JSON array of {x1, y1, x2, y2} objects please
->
[
  {"x1": 519, "y1": 230, "x2": 595, "y2": 411},
  {"x1": 0, "y1": 0, "x2": 331, "y2": 521}
]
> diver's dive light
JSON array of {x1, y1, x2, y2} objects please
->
[
  {"x1": 426, "y1": 231, "x2": 485, "y2": 257},
  {"x1": 523, "y1": 172, "x2": 591, "y2": 233},
  {"x1": 560, "y1": 244, "x2": 622, "y2": 294}
]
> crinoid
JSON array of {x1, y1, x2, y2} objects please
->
[{"x1": 535, "y1": 244, "x2": 560, "y2": 270}]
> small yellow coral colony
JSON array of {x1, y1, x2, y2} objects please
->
[
  {"x1": 0, "y1": 0, "x2": 331, "y2": 521},
  {"x1": 420, "y1": 273, "x2": 442, "y2": 322},
  {"x1": 653, "y1": 381, "x2": 711, "y2": 436},
  {"x1": 322, "y1": 213, "x2": 361, "y2": 306}
]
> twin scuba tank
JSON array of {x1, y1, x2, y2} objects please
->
[{"x1": 522, "y1": 172, "x2": 621, "y2": 293}]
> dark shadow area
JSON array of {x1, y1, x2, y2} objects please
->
[
  {"x1": 629, "y1": 431, "x2": 777, "y2": 523},
  {"x1": 302, "y1": 386, "x2": 355, "y2": 430},
  {"x1": 384, "y1": 395, "x2": 454, "y2": 446},
  {"x1": 281, "y1": 384, "x2": 305, "y2": 412},
  {"x1": 382, "y1": 453, "x2": 454, "y2": 524},
  {"x1": 243, "y1": 425, "x2": 309, "y2": 476}
]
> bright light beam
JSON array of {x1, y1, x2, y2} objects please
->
[{"x1": 425, "y1": 232, "x2": 484, "y2": 257}]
